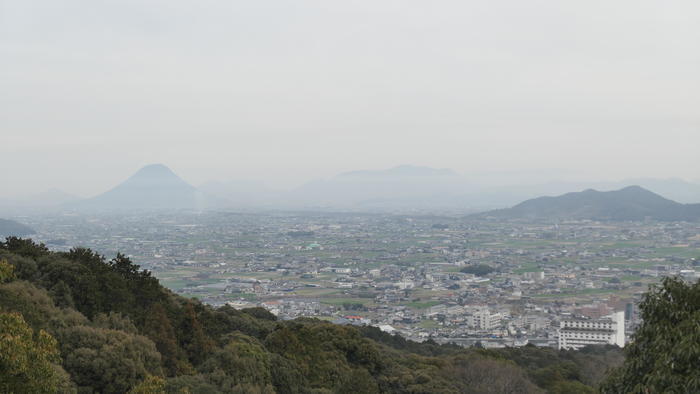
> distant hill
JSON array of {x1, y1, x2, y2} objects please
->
[
  {"x1": 481, "y1": 178, "x2": 700, "y2": 206},
  {"x1": 442, "y1": 178, "x2": 700, "y2": 210},
  {"x1": 24, "y1": 188, "x2": 82, "y2": 207},
  {"x1": 616, "y1": 178, "x2": 700, "y2": 204},
  {"x1": 337, "y1": 165, "x2": 457, "y2": 178},
  {"x1": 69, "y1": 164, "x2": 219, "y2": 212},
  {"x1": 198, "y1": 180, "x2": 278, "y2": 208},
  {"x1": 476, "y1": 186, "x2": 700, "y2": 221},
  {"x1": 0, "y1": 189, "x2": 82, "y2": 214},
  {"x1": 0, "y1": 218, "x2": 36, "y2": 237},
  {"x1": 283, "y1": 168, "x2": 700, "y2": 212},
  {"x1": 286, "y1": 165, "x2": 473, "y2": 210}
]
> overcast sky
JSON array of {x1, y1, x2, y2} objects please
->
[{"x1": 1, "y1": 0, "x2": 698, "y2": 197}]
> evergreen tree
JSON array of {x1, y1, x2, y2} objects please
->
[
  {"x1": 144, "y1": 303, "x2": 191, "y2": 375},
  {"x1": 0, "y1": 259, "x2": 14, "y2": 283},
  {"x1": 0, "y1": 312, "x2": 69, "y2": 393},
  {"x1": 601, "y1": 277, "x2": 700, "y2": 393}
]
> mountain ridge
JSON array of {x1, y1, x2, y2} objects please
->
[
  {"x1": 337, "y1": 165, "x2": 458, "y2": 178},
  {"x1": 6, "y1": 163, "x2": 700, "y2": 213},
  {"x1": 475, "y1": 186, "x2": 700, "y2": 221},
  {"x1": 0, "y1": 218, "x2": 36, "y2": 237}
]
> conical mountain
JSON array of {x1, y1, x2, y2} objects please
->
[{"x1": 72, "y1": 164, "x2": 217, "y2": 211}]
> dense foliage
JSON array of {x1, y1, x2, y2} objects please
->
[
  {"x1": 460, "y1": 264, "x2": 496, "y2": 277},
  {"x1": 601, "y1": 277, "x2": 700, "y2": 393},
  {"x1": 0, "y1": 237, "x2": 621, "y2": 393},
  {"x1": 0, "y1": 311, "x2": 69, "y2": 393}
]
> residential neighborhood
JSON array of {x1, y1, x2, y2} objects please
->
[{"x1": 18, "y1": 211, "x2": 700, "y2": 351}]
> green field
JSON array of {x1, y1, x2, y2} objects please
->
[{"x1": 406, "y1": 300, "x2": 442, "y2": 309}]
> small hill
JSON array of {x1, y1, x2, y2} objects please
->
[
  {"x1": 71, "y1": 164, "x2": 218, "y2": 212},
  {"x1": 476, "y1": 186, "x2": 700, "y2": 221},
  {"x1": 0, "y1": 218, "x2": 36, "y2": 237}
]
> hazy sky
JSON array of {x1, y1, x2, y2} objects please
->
[{"x1": 1, "y1": 0, "x2": 699, "y2": 197}]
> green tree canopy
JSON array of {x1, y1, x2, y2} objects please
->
[
  {"x1": 0, "y1": 259, "x2": 14, "y2": 283},
  {"x1": 601, "y1": 277, "x2": 700, "y2": 393},
  {"x1": 0, "y1": 311, "x2": 71, "y2": 393},
  {"x1": 461, "y1": 264, "x2": 496, "y2": 276},
  {"x1": 128, "y1": 375, "x2": 166, "y2": 394},
  {"x1": 58, "y1": 324, "x2": 163, "y2": 393}
]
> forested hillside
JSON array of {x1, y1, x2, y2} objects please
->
[{"x1": 0, "y1": 237, "x2": 623, "y2": 393}]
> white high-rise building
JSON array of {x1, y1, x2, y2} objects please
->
[
  {"x1": 558, "y1": 311, "x2": 625, "y2": 350},
  {"x1": 468, "y1": 308, "x2": 502, "y2": 330}
]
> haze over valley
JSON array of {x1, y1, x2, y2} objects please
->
[
  {"x1": 2, "y1": 163, "x2": 700, "y2": 215},
  {"x1": 2, "y1": 1, "x2": 699, "y2": 392}
]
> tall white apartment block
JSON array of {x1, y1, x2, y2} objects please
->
[
  {"x1": 468, "y1": 308, "x2": 502, "y2": 330},
  {"x1": 558, "y1": 311, "x2": 625, "y2": 350}
]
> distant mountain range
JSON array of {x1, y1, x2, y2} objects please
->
[
  {"x1": 198, "y1": 180, "x2": 278, "y2": 208},
  {"x1": 283, "y1": 165, "x2": 473, "y2": 210},
  {"x1": 3, "y1": 164, "x2": 700, "y2": 214},
  {"x1": 279, "y1": 168, "x2": 700, "y2": 212},
  {"x1": 337, "y1": 165, "x2": 457, "y2": 178},
  {"x1": 67, "y1": 164, "x2": 221, "y2": 212},
  {"x1": 0, "y1": 218, "x2": 36, "y2": 237},
  {"x1": 471, "y1": 178, "x2": 700, "y2": 207},
  {"x1": 26, "y1": 188, "x2": 81, "y2": 206},
  {"x1": 0, "y1": 189, "x2": 81, "y2": 214},
  {"x1": 475, "y1": 186, "x2": 700, "y2": 221}
]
